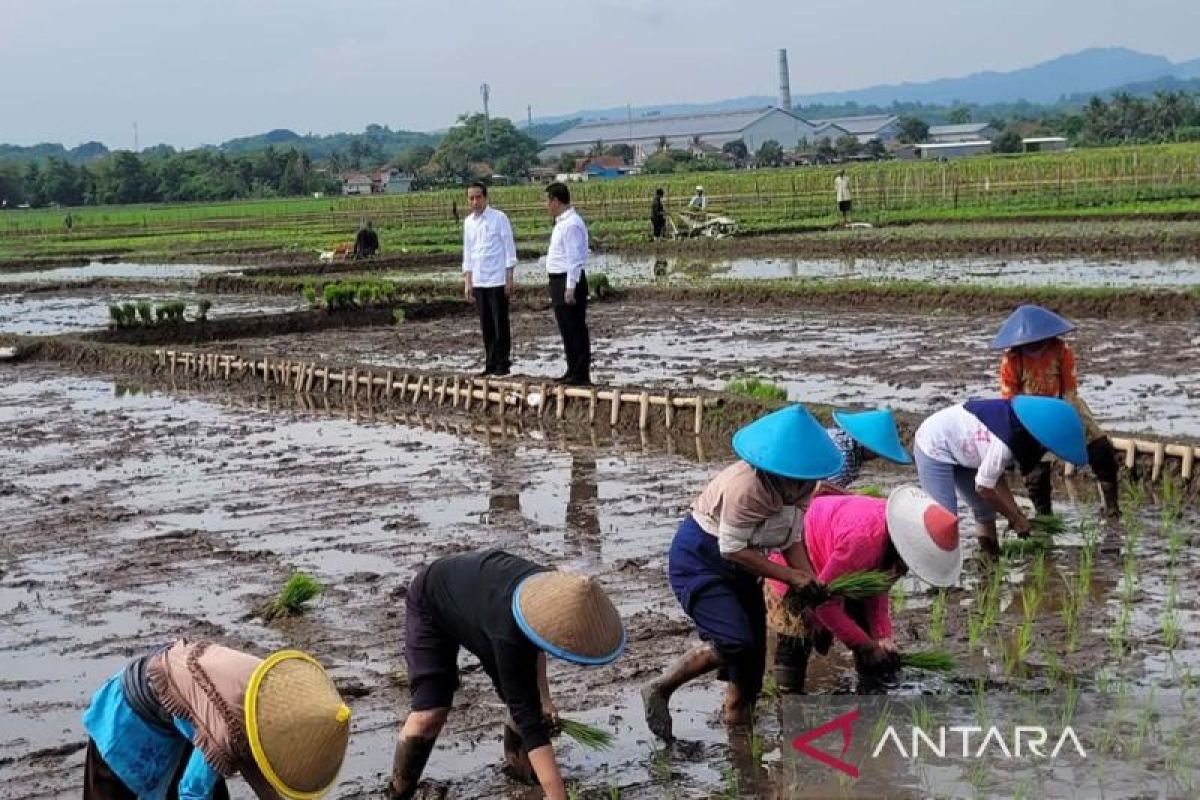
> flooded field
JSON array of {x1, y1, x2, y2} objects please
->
[
  {"x1": 0, "y1": 260, "x2": 246, "y2": 284},
  {"x1": 2, "y1": 363, "x2": 1196, "y2": 798},
  {"x1": 0, "y1": 290, "x2": 303, "y2": 335},
  {"x1": 210, "y1": 301, "x2": 1200, "y2": 440},
  {"x1": 383, "y1": 254, "x2": 1200, "y2": 290}
]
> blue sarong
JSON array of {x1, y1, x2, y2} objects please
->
[{"x1": 668, "y1": 514, "x2": 766, "y2": 699}]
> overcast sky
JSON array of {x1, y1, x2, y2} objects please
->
[{"x1": 2, "y1": 0, "x2": 1197, "y2": 149}]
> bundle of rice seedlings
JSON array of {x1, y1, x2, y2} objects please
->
[
  {"x1": 900, "y1": 649, "x2": 957, "y2": 672},
  {"x1": 1002, "y1": 535, "x2": 1053, "y2": 557},
  {"x1": 1030, "y1": 514, "x2": 1066, "y2": 535},
  {"x1": 261, "y1": 572, "x2": 324, "y2": 620},
  {"x1": 827, "y1": 570, "x2": 894, "y2": 599},
  {"x1": 855, "y1": 485, "x2": 886, "y2": 498},
  {"x1": 558, "y1": 717, "x2": 615, "y2": 751}
]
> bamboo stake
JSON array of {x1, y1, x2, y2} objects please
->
[
  {"x1": 1151, "y1": 442, "x2": 1167, "y2": 482},
  {"x1": 588, "y1": 387, "x2": 598, "y2": 424},
  {"x1": 639, "y1": 391, "x2": 650, "y2": 431},
  {"x1": 464, "y1": 378, "x2": 473, "y2": 411},
  {"x1": 386, "y1": 370, "x2": 395, "y2": 399},
  {"x1": 411, "y1": 375, "x2": 424, "y2": 405},
  {"x1": 452, "y1": 377, "x2": 462, "y2": 408},
  {"x1": 556, "y1": 385, "x2": 566, "y2": 420},
  {"x1": 610, "y1": 391, "x2": 621, "y2": 426},
  {"x1": 693, "y1": 396, "x2": 704, "y2": 435},
  {"x1": 322, "y1": 367, "x2": 330, "y2": 393},
  {"x1": 437, "y1": 377, "x2": 448, "y2": 406},
  {"x1": 664, "y1": 389, "x2": 674, "y2": 429},
  {"x1": 538, "y1": 383, "x2": 548, "y2": 418},
  {"x1": 481, "y1": 379, "x2": 490, "y2": 412}
]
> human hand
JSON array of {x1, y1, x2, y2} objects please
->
[
  {"x1": 855, "y1": 642, "x2": 899, "y2": 674},
  {"x1": 565, "y1": 287, "x2": 576, "y2": 305}
]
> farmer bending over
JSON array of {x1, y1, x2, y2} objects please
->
[{"x1": 388, "y1": 549, "x2": 625, "y2": 800}]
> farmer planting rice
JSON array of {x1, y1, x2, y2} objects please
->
[
  {"x1": 993, "y1": 304, "x2": 1123, "y2": 518},
  {"x1": 388, "y1": 548, "x2": 625, "y2": 800},
  {"x1": 914, "y1": 395, "x2": 1089, "y2": 556},
  {"x1": 762, "y1": 407, "x2": 915, "y2": 690},
  {"x1": 765, "y1": 486, "x2": 962, "y2": 692},
  {"x1": 81, "y1": 640, "x2": 350, "y2": 799},
  {"x1": 641, "y1": 405, "x2": 842, "y2": 743}
]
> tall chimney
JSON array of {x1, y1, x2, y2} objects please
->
[{"x1": 778, "y1": 49, "x2": 792, "y2": 112}]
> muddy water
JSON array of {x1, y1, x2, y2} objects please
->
[
  {"x1": 217, "y1": 302, "x2": 1200, "y2": 440},
  {"x1": 585, "y1": 253, "x2": 1200, "y2": 288},
  {"x1": 1, "y1": 363, "x2": 1197, "y2": 798},
  {"x1": 388, "y1": 255, "x2": 1200, "y2": 290},
  {"x1": 0, "y1": 260, "x2": 244, "y2": 284},
  {"x1": 0, "y1": 291, "x2": 303, "y2": 335}
]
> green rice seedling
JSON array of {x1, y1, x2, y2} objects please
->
[
  {"x1": 1031, "y1": 551, "x2": 1047, "y2": 591},
  {"x1": 1108, "y1": 605, "x2": 1131, "y2": 659},
  {"x1": 724, "y1": 377, "x2": 787, "y2": 403},
  {"x1": 355, "y1": 285, "x2": 373, "y2": 307},
  {"x1": 1061, "y1": 581, "x2": 1081, "y2": 653},
  {"x1": 1020, "y1": 583, "x2": 1042, "y2": 623},
  {"x1": 748, "y1": 729, "x2": 765, "y2": 762},
  {"x1": 830, "y1": 570, "x2": 894, "y2": 599},
  {"x1": 261, "y1": 572, "x2": 324, "y2": 620},
  {"x1": 971, "y1": 677, "x2": 989, "y2": 728},
  {"x1": 558, "y1": 718, "x2": 615, "y2": 751},
  {"x1": 393, "y1": 308, "x2": 406, "y2": 325},
  {"x1": 1162, "y1": 608, "x2": 1181, "y2": 651},
  {"x1": 759, "y1": 672, "x2": 779, "y2": 702},
  {"x1": 901, "y1": 650, "x2": 957, "y2": 672},
  {"x1": 1159, "y1": 476, "x2": 1183, "y2": 527},
  {"x1": 855, "y1": 485, "x2": 886, "y2": 498},
  {"x1": 1030, "y1": 514, "x2": 1066, "y2": 535},
  {"x1": 868, "y1": 702, "x2": 894, "y2": 750},
  {"x1": 154, "y1": 305, "x2": 168, "y2": 323},
  {"x1": 108, "y1": 304, "x2": 124, "y2": 328},
  {"x1": 302, "y1": 285, "x2": 318, "y2": 308},
  {"x1": 323, "y1": 283, "x2": 340, "y2": 310},
  {"x1": 929, "y1": 590, "x2": 947, "y2": 646},
  {"x1": 1061, "y1": 677, "x2": 1079, "y2": 728},
  {"x1": 591, "y1": 273, "x2": 613, "y2": 299},
  {"x1": 136, "y1": 301, "x2": 154, "y2": 325},
  {"x1": 196, "y1": 298, "x2": 212, "y2": 321},
  {"x1": 910, "y1": 699, "x2": 934, "y2": 733},
  {"x1": 1015, "y1": 618, "x2": 1035, "y2": 667}
]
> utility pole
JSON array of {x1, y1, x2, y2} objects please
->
[
  {"x1": 480, "y1": 83, "x2": 491, "y2": 148},
  {"x1": 133, "y1": 121, "x2": 139, "y2": 153},
  {"x1": 527, "y1": 105, "x2": 532, "y2": 129}
]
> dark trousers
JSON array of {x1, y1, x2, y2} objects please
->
[
  {"x1": 473, "y1": 286, "x2": 511, "y2": 374},
  {"x1": 1024, "y1": 436, "x2": 1120, "y2": 514},
  {"x1": 548, "y1": 272, "x2": 590, "y2": 382},
  {"x1": 84, "y1": 739, "x2": 230, "y2": 800},
  {"x1": 651, "y1": 216, "x2": 666, "y2": 238}
]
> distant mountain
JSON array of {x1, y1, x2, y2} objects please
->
[
  {"x1": 0, "y1": 141, "x2": 110, "y2": 165},
  {"x1": 217, "y1": 125, "x2": 439, "y2": 160},
  {"x1": 535, "y1": 47, "x2": 1199, "y2": 125}
]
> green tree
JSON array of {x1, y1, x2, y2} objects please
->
[
  {"x1": 434, "y1": 113, "x2": 540, "y2": 179},
  {"x1": 834, "y1": 135, "x2": 862, "y2": 158},
  {"x1": 605, "y1": 143, "x2": 635, "y2": 163},
  {"x1": 992, "y1": 130, "x2": 1023, "y2": 153},
  {"x1": 722, "y1": 139, "x2": 749, "y2": 162},
  {"x1": 947, "y1": 106, "x2": 972, "y2": 124},
  {"x1": 641, "y1": 151, "x2": 676, "y2": 174},
  {"x1": 863, "y1": 138, "x2": 887, "y2": 159},
  {"x1": 897, "y1": 116, "x2": 929, "y2": 144},
  {"x1": 395, "y1": 144, "x2": 435, "y2": 174},
  {"x1": 754, "y1": 140, "x2": 784, "y2": 167}
]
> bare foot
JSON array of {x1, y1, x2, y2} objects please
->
[{"x1": 641, "y1": 683, "x2": 674, "y2": 743}]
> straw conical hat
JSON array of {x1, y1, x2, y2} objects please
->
[
  {"x1": 512, "y1": 571, "x2": 626, "y2": 665},
  {"x1": 244, "y1": 650, "x2": 351, "y2": 799},
  {"x1": 885, "y1": 485, "x2": 962, "y2": 588}
]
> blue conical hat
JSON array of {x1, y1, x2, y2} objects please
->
[
  {"x1": 991, "y1": 305, "x2": 1075, "y2": 350},
  {"x1": 732, "y1": 405, "x2": 844, "y2": 480},
  {"x1": 1011, "y1": 395, "x2": 1089, "y2": 466},
  {"x1": 832, "y1": 408, "x2": 912, "y2": 465}
]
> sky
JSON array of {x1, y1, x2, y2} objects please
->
[{"x1": 2, "y1": 0, "x2": 1198, "y2": 149}]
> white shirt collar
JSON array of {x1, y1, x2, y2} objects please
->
[{"x1": 555, "y1": 207, "x2": 576, "y2": 224}]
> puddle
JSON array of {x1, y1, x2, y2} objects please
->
[
  {"x1": 0, "y1": 260, "x2": 244, "y2": 284},
  {"x1": 0, "y1": 290, "x2": 303, "y2": 335}
]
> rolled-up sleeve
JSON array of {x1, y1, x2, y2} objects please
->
[
  {"x1": 975, "y1": 439, "x2": 1013, "y2": 489},
  {"x1": 173, "y1": 718, "x2": 224, "y2": 799}
]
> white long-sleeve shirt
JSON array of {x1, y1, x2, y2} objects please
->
[
  {"x1": 545, "y1": 207, "x2": 588, "y2": 290},
  {"x1": 462, "y1": 205, "x2": 517, "y2": 288}
]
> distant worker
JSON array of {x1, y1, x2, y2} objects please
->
[
  {"x1": 688, "y1": 186, "x2": 707, "y2": 211},
  {"x1": 651, "y1": 188, "x2": 666, "y2": 239},
  {"x1": 451, "y1": 200, "x2": 460, "y2": 225},
  {"x1": 65, "y1": 212, "x2": 74, "y2": 234},
  {"x1": 353, "y1": 220, "x2": 380, "y2": 259},
  {"x1": 463, "y1": 181, "x2": 518, "y2": 377},
  {"x1": 835, "y1": 170, "x2": 852, "y2": 223}
]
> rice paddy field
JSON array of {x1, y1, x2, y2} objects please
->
[{"x1": 2, "y1": 147, "x2": 1199, "y2": 799}]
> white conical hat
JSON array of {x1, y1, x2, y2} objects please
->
[{"x1": 885, "y1": 485, "x2": 962, "y2": 587}]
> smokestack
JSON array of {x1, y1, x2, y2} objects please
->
[{"x1": 778, "y1": 49, "x2": 792, "y2": 112}]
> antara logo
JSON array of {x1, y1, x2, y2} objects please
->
[{"x1": 791, "y1": 709, "x2": 861, "y2": 778}]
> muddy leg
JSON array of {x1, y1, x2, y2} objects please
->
[
  {"x1": 642, "y1": 644, "x2": 722, "y2": 742},
  {"x1": 722, "y1": 680, "x2": 756, "y2": 728},
  {"x1": 501, "y1": 722, "x2": 537, "y2": 785},
  {"x1": 1088, "y1": 437, "x2": 1121, "y2": 519},
  {"x1": 976, "y1": 520, "x2": 1000, "y2": 557},
  {"x1": 773, "y1": 634, "x2": 811, "y2": 694},
  {"x1": 388, "y1": 709, "x2": 448, "y2": 800},
  {"x1": 1023, "y1": 461, "x2": 1054, "y2": 517}
]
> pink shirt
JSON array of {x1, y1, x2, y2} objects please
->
[{"x1": 768, "y1": 495, "x2": 893, "y2": 649}]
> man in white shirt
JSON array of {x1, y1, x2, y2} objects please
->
[
  {"x1": 544, "y1": 182, "x2": 591, "y2": 386},
  {"x1": 688, "y1": 186, "x2": 706, "y2": 211},
  {"x1": 463, "y1": 181, "x2": 518, "y2": 376},
  {"x1": 834, "y1": 171, "x2": 852, "y2": 223}
]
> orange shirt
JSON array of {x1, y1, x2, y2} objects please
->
[{"x1": 998, "y1": 338, "x2": 1078, "y2": 399}]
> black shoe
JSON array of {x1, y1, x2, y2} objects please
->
[
  {"x1": 553, "y1": 374, "x2": 572, "y2": 384},
  {"x1": 476, "y1": 369, "x2": 492, "y2": 377},
  {"x1": 491, "y1": 366, "x2": 511, "y2": 377},
  {"x1": 565, "y1": 376, "x2": 592, "y2": 387}
]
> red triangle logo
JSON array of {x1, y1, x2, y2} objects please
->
[{"x1": 791, "y1": 708, "x2": 860, "y2": 778}]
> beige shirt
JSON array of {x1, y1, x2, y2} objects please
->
[{"x1": 692, "y1": 460, "x2": 803, "y2": 554}]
